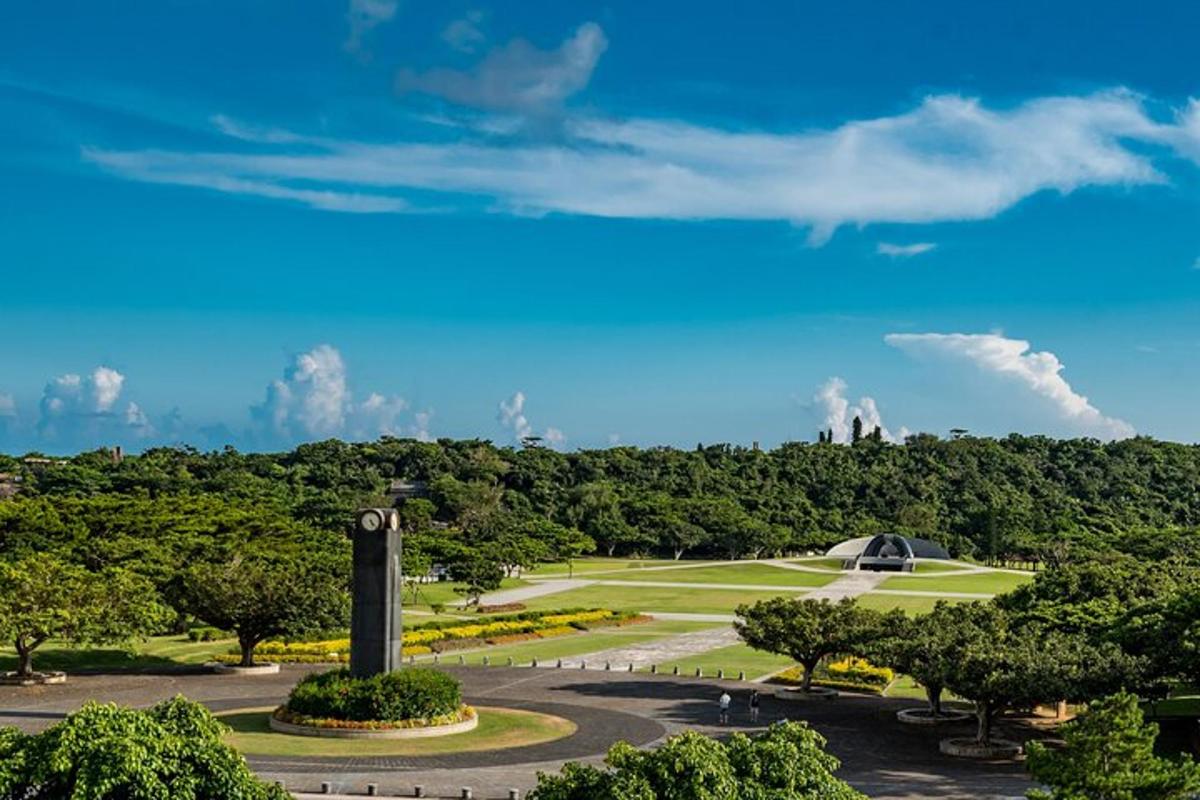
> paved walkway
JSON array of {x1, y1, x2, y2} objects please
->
[
  {"x1": 802, "y1": 570, "x2": 890, "y2": 601},
  {"x1": 0, "y1": 666, "x2": 1035, "y2": 799},
  {"x1": 459, "y1": 579, "x2": 591, "y2": 607},
  {"x1": 553, "y1": 627, "x2": 740, "y2": 671}
]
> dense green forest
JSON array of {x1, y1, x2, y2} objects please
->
[{"x1": 2, "y1": 433, "x2": 1198, "y2": 568}]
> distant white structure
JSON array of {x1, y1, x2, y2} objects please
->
[{"x1": 826, "y1": 533, "x2": 951, "y2": 573}]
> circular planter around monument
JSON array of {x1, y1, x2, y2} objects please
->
[
  {"x1": 0, "y1": 671, "x2": 66, "y2": 686},
  {"x1": 939, "y1": 737, "x2": 1022, "y2": 759},
  {"x1": 896, "y1": 708, "x2": 973, "y2": 726},
  {"x1": 268, "y1": 706, "x2": 479, "y2": 739},
  {"x1": 774, "y1": 686, "x2": 838, "y2": 701},
  {"x1": 213, "y1": 662, "x2": 281, "y2": 676}
]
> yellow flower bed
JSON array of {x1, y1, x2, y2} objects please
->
[
  {"x1": 826, "y1": 657, "x2": 894, "y2": 685},
  {"x1": 541, "y1": 610, "x2": 614, "y2": 626}
]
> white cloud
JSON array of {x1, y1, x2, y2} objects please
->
[
  {"x1": 251, "y1": 345, "x2": 425, "y2": 446},
  {"x1": 85, "y1": 89, "x2": 1200, "y2": 236},
  {"x1": 442, "y1": 10, "x2": 486, "y2": 53},
  {"x1": 877, "y1": 242, "x2": 937, "y2": 258},
  {"x1": 345, "y1": 0, "x2": 398, "y2": 54},
  {"x1": 397, "y1": 22, "x2": 607, "y2": 114},
  {"x1": 410, "y1": 410, "x2": 433, "y2": 442},
  {"x1": 124, "y1": 402, "x2": 155, "y2": 438},
  {"x1": 32, "y1": 366, "x2": 156, "y2": 445},
  {"x1": 814, "y1": 377, "x2": 903, "y2": 443},
  {"x1": 0, "y1": 394, "x2": 15, "y2": 418},
  {"x1": 497, "y1": 391, "x2": 564, "y2": 447},
  {"x1": 885, "y1": 332, "x2": 1134, "y2": 440}
]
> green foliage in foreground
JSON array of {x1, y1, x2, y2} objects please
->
[
  {"x1": 285, "y1": 668, "x2": 462, "y2": 722},
  {"x1": 1026, "y1": 692, "x2": 1200, "y2": 800},
  {"x1": 0, "y1": 697, "x2": 287, "y2": 800},
  {"x1": 528, "y1": 720, "x2": 865, "y2": 800}
]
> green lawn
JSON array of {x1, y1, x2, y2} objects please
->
[
  {"x1": 641, "y1": 643, "x2": 795, "y2": 680},
  {"x1": 879, "y1": 570, "x2": 1033, "y2": 595},
  {"x1": 0, "y1": 635, "x2": 233, "y2": 673},
  {"x1": 594, "y1": 563, "x2": 835, "y2": 588},
  {"x1": 404, "y1": 577, "x2": 529, "y2": 612},
  {"x1": 221, "y1": 706, "x2": 575, "y2": 756},
  {"x1": 527, "y1": 558, "x2": 701, "y2": 577},
  {"x1": 438, "y1": 620, "x2": 722, "y2": 666},
  {"x1": 518, "y1": 584, "x2": 788, "y2": 615},
  {"x1": 787, "y1": 558, "x2": 846, "y2": 572},
  {"x1": 854, "y1": 593, "x2": 966, "y2": 615},
  {"x1": 911, "y1": 561, "x2": 973, "y2": 573}
]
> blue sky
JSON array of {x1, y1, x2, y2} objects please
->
[{"x1": 2, "y1": 0, "x2": 1199, "y2": 453}]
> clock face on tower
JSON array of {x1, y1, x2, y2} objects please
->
[{"x1": 359, "y1": 509, "x2": 383, "y2": 532}]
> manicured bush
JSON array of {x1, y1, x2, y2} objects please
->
[{"x1": 284, "y1": 668, "x2": 462, "y2": 723}]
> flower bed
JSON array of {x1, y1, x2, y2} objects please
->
[
  {"x1": 231, "y1": 608, "x2": 637, "y2": 664},
  {"x1": 770, "y1": 657, "x2": 895, "y2": 695},
  {"x1": 285, "y1": 667, "x2": 462, "y2": 723}
]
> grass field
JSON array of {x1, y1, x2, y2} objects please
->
[
  {"x1": 221, "y1": 706, "x2": 575, "y2": 756},
  {"x1": 910, "y1": 561, "x2": 973, "y2": 573},
  {"x1": 528, "y1": 558, "x2": 701, "y2": 577},
  {"x1": 518, "y1": 584, "x2": 789, "y2": 615},
  {"x1": 879, "y1": 571, "x2": 1033, "y2": 595},
  {"x1": 0, "y1": 635, "x2": 233, "y2": 673},
  {"x1": 641, "y1": 642, "x2": 794, "y2": 680},
  {"x1": 787, "y1": 558, "x2": 846, "y2": 571},
  {"x1": 434, "y1": 620, "x2": 721, "y2": 666},
  {"x1": 855, "y1": 594, "x2": 965, "y2": 615},
  {"x1": 593, "y1": 562, "x2": 835, "y2": 588}
]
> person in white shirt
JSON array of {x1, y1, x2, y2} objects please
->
[{"x1": 718, "y1": 691, "x2": 732, "y2": 725}]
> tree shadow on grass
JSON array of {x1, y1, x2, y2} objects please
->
[{"x1": 0, "y1": 648, "x2": 209, "y2": 676}]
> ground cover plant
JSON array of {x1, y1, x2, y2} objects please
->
[{"x1": 279, "y1": 667, "x2": 468, "y2": 728}]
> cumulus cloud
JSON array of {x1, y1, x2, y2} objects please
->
[
  {"x1": 877, "y1": 242, "x2": 937, "y2": 258},
  {"x1": 31, "y1": 366, "x2": 159, "y2": 446},
  {"x1": 410, "y1": 410, "x2": 434, "y2": 442},
  {"x1": 442, "y1": 10, "x2": 486, "y2": 53},
  {"x1": 814, "y1": 377, "x2": 905, "y2": 443},
  {"x1": 497, "y1": 391, "x2": 564, "y2": 447},
  {"x1": 397, "y1": 22, "x2": 607, "y2": 114},
  {"x1": 885, "y1": 332, "x2": 1134, "y2": 439},
  {"x1": 345, "y1": 0, "x2": 398, "y2": 54},
  {"x1": 85, "y1": 89, "x2": 1200, "y2": 236},
  {"x1": 251, "y1": 344, "x2": 419, "y2": 445}
]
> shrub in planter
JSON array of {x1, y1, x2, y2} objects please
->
[{"x1": 284, "y1": 668, "x2": 462, "y2": 723}]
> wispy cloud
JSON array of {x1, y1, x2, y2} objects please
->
[
  {"x1": 81, "y1": 87, "x2": 1200, "y2": 239},
  {"x1": 877, "y1": 242, "x2": 937, "y2": 258},
  {"x1": 398, "y1": 22, "x2": 607, "y2": 114},
  {"x1": 442, "y1": 10, "x2": 486, "y2": 54},
  {"x1": 885, "y1": 332, "x2": 1134, "y2": 440},
  {"x1": 345, "y1": 0, "x2": 398, "y2": 55}
]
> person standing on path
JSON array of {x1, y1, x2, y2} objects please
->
[
  {"x1": 718, "y1": 690, "x2": 732, "y2": 725},
  {"x1": 749, "y1": 689, "x2": 760, "y2": 723}
]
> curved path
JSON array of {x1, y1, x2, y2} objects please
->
[{"x1": 0, "y1": 665, "x2": 1033, "y2": 799}]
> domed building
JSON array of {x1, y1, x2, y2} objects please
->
[{"x1": 825, "y1": 533, "x2": 951, "y2": 572}]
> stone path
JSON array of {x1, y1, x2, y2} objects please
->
[
  {"x1": 553, "y1": 627, "x2": 740, "y2": 671},
  {"x1": 458, "y1": 579, "x2": 591, "y2": 607},
  {"x1": 801, "y1": 570, "x2": 890, "y2": 601}
]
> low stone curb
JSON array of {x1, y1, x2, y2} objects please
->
[
  {"x1": 896, "y1": 708, "x2": 973, "y2": 726},
  {"x1": 0, "y1": 671, "x2": 66, "y2": 686},
  {"x1": 214, "y1": 663, "x2": 281, "y2": 676},
  {"x1": 939, "y1": 737, "x2": 1022, "y2": 759}
]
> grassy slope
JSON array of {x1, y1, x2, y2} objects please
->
[
  {"x1": 641, "y1": 643, "x2": 794, "y2": 680},
  {"x1": 880, "y1": 571, "x2": 1033, "y2": 595},
  {"x1": 0, "y1": 635, "x2": 234, "y2": 673},
  {"x1": 434, "y1": 620, "x2": 721, "y2": 666},
  {"x1": 528, "y1": 558, "x2": 703, "y2": 577},
  {"x1": 221, "y1": 706, "x2": 575, "y2": 757},
  {"x1": 518, "y1": 584, "x2": 788, "y2": 615},
  {"x1": 591, "y1": 563, "x2": 835, "y2": 588}
]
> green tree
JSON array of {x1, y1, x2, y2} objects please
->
[
  {"x1": 869, "y1": 603, "x2": 963, "y2": 717},
  {"x1": 1026, "y1": 692, "x2": 1200, "y2": 800},
  {"x1": 0, "y1": 696, "x2": 288, "y2": 799},
  {"x1": 528, "y1": 721, "x2": 865, "y2": 800},
  {"x1": 0, "y1": 556, "x2": 167, "y2": 678},
  {"x1": 181, "y1": 555, "x2": 349, "y2": 667},
  {"x1": 939, "y1": 604, "x2": 1135, "y2": 744},
  {"x1": 447, "y1": 548, "x2": 505, "y2": 606},
  {"x1": 736, "y1": 597, "x2": 882, "y2": 693}
]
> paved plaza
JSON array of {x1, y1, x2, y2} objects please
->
[{"x1": 0, "y1": 665, "x2": 1034, "y2": 799}]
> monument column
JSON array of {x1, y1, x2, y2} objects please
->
[{"x1": 350, "y1": 507, "x2": 402, "y2": 677}]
